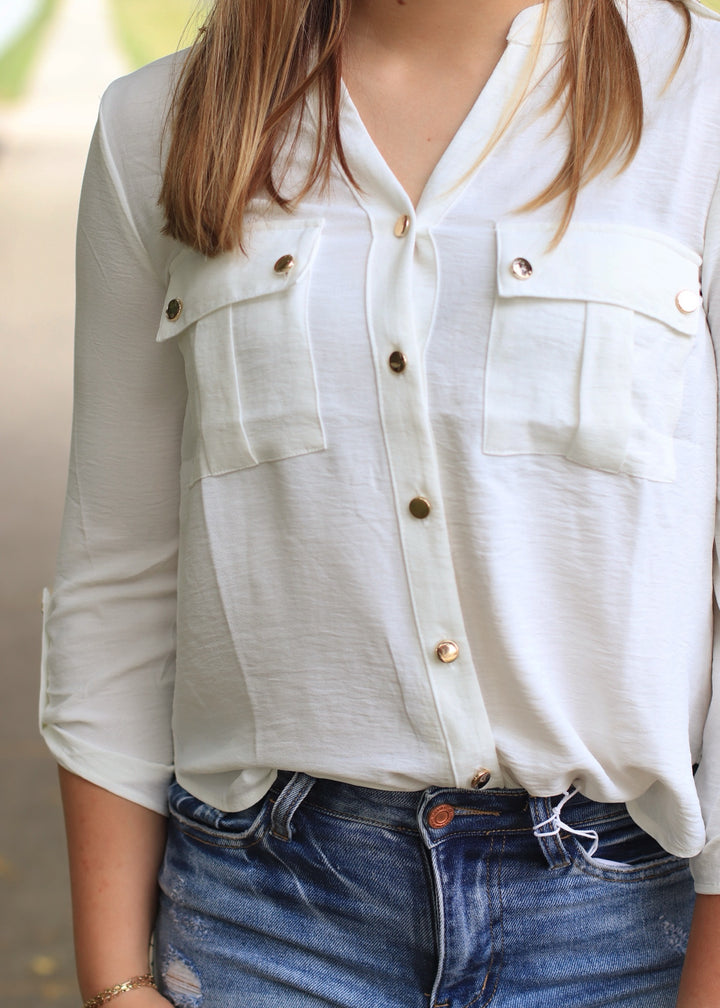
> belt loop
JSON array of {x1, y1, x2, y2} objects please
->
[
  {"x1": 528, "y1": 795, "x2": 571, "y2": 869},
  {"x1": 270, "y1": 771, "x2": 316, "y2": 841}
]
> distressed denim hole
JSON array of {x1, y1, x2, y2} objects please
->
[{"x1": 162, "y1": 954, "x2": 203, "y2": 1007}]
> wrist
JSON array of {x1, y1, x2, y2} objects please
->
[
  {"x1": 82, "y1": 973, "x2": 156, "y2": 1008},
  {"x1": 76, "y1": 947, "x2": 153, "y2": 1003},
  {"x1": 78, "y1": 953, "x2": 154, "y2": 1003}
]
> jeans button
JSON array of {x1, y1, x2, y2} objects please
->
[{"x1": 428, "y1": 804, "x2": 455, "y2": 829}]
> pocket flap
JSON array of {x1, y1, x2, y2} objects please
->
[
  {"x1": 157, "y1": 219, "x2": 325, "y2": 342},
  {"x1": 496, "y1": 221, "x2": 702, "y2": 336}
]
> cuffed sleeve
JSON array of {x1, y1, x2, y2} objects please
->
[{"x1": 39, "y1": 95, "x2": 186, "y2": 814}]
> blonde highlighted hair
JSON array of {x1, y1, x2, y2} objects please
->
[{"x1": 160, "y1": 0, "x2": 692, "y2": 257}]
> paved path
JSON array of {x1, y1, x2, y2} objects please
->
[{"x1": 0, "y1": 3, "x2": 126, "y2": 1004}]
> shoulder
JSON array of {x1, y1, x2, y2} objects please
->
[
  {"x1": 630, "y1": 0, "x2": 720, "y2": 30},
  {"x1": 684, "y1": 0, "x2": 720, "y2": 26},
  {"x1": 627, "y1": 0, "x2": 720, "y2": 49},
  {"x1": 91, "y1": 51, "x2": 190, "y2": 272},
  {"x1": 99, "y1": 49, "x2": 187, "y2": 141},
  {"x1": 683, "y1": 0, "x2": 720, "y2": 74},
  {"x1": 99, "y1": 49, "x2": 188, "y2": 152},
  {"x1": 627, "y1": 2, "x2": 720, "y2": 127},
  {"x1": 628, "y1": 0, "x2": 720, "y2": 68}
]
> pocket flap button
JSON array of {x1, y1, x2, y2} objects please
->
[
  {"x1": 675, "y1": 289, "x2": 701, "y2": 315},
  {"x1": 165, "y1": 298, "x2": 183, "y2": 321},
  {"x1": 511, "y1": 257, "x2": 533, "y2": 280},
  {"x1": 471, "y1": 769, "x2": 492, "y2": 789},
  {"x1": 389, "y1": 351, "x2": 408, "y2": 373},
  {"x1": 428, "y1": 804, "x2": 455, "y2": 829},
  {"x1": 274, "y1": 254, "x2": 295, "y2": 275},
  {"x1": 435, "y1": 640, "x2": 460, "y2": 663}
]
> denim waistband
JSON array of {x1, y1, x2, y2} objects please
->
[{"x1": 266, "y1": 770, "x2": 631, "y2": 855}]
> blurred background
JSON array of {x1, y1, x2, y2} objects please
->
[
  {"x1": 1, "y1": 1, "x2": 719, "y2": 1006},
  {"x1": 0, "y1": 4, "x2": 204, "y2": 1004}
]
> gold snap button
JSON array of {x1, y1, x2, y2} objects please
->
[
  {"x1": 394, "y1": 214, "x2": 411, "y2": 238},
  {"x1": 675, "y1": 289, "x2": 701, "y2": 315},
  {"x1": 435, "y1": 640, "x2": 460, "y2": 664},
  {"x1": 409, "y1": 497, "x2": 431, "y2": 519},
  {"x1": 388, "y1": 351, "x2": 408, "y2": 373},
  {"x1": 428, "y1": 804, "x2": 455, "y2": 829},
  {"x1": 274, "y1": 254, "x2": 295, "y2": 275},
  {"x1": 165, "y1": 298, "x2": 183, "y2": 321},
  {"x1": 511, "y1": 257, "x2": 533, "y2": 280},
  {"x1": 471, "y1": 769, "x2": 491, "y2": 789}
]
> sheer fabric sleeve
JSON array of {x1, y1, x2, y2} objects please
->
[{"x1": 39, "y1": 102, "x2": 186, "y2": 815}]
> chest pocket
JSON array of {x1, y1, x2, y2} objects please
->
[
  {"x1": 158, "y1": 220, "x2": 326, "y2": 488},
  {"x1": 484, "y1": 222, "x2": 703, "y2": 482}
]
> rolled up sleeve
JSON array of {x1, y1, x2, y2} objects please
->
[{"x1": 40, "y1": 102, "x2": 186, "y2": 814}]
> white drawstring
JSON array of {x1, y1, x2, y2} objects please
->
[{"x1": 532, "y1": 787, "x2": 600, "y2": 857}]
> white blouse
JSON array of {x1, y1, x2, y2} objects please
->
[{"x1": 41, "y1": 0, "x2": 720, "y2": 892}]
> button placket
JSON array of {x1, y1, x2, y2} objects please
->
[{"x1": 363, "y1": 209, "x2": 500, "y2": 787}]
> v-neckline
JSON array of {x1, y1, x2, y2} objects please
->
[{"x1": 333, "y1": 1, "x2": 561, "y2": 227}]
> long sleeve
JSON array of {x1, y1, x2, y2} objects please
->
[
  {"x1": 40, "y1": 97, "x2": 186, "y2": 814},
  {"x1": 691, "y1": 169, "x2": 720, "y2": 893}
]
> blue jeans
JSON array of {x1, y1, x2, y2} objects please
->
[{"x1": 155, "y1": 772, "x2": 695, "y2": 1007}]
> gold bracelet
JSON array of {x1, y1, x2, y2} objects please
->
[{"x1": 82, "y1": 973, "x2": 156, "y2": 1008}]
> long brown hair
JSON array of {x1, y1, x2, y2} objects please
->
[{"x1": 160, "y1": 0, "x2": 691, "y2": 257}]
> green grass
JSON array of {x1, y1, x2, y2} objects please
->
[
  {"x1": 109, "y1": 0, "x2": 207, "y2": 70},
  {"x1": 0, "y1": 0, "x2": 60, "y2": 102}
]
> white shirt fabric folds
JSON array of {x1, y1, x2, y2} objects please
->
[{"x1": 40, "y1": 0, "x2": 720, "y2": 892}]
